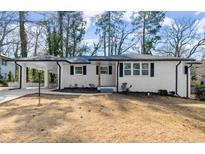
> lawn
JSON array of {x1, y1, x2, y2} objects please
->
[{"x1": 0, "y1": 93, "x2": 205, "y2": 142}]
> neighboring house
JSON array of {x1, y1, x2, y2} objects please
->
[
  {"x1": 0, "y1": 54, "x2": 15, "y2": 80},
  {"x1": 12, "y1": 53, "x2": 198, "y2": 97}
]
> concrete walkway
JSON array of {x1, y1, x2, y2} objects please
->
[{"x1": 0, "y1": 87, "x2": 110, "y2": 104}]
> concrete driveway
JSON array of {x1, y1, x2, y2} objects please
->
[
  {"x1": 0, "y1": 87, "x2": 41, "y2": 104},
  {"x1": 0, "y1": 87, "x2": 110, "y2": 104}
]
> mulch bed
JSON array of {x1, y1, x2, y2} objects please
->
[{"x1": 53, "y1": 87, "x2": 98, "y2": 93}]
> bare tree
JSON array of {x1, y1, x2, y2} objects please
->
[
  {"x1": 0, "y1": 12, "x2": 17, "y2": 55},
  {"x1": 27, "y1": 24, "x2": 45, "y2": 56},
  {"x1": 158, "y1": 17, "x2": 205, "y2": 58},
  {"x1": 90, "y1": 41, "x2": 101, "y2": 56},
  {"x1": 116, "y1": 24, "x2": 139, "y2": 55}
]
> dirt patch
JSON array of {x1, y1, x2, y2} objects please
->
[{"x1": 0, "y1": 94, "x2": 205, "y2": 142}]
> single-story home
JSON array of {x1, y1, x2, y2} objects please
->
[
  {"x1": 10, "y1": 53, "x2": 199, "y2": 98},
  {"x1": 0, "y1": 54, "x2": 16, "y2": 80}
]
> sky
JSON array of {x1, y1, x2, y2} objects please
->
[
  {"x1": 82, "y1": 11, "x2": 205, "y2": 46},
  {"x1": 26, "y1": 11, "x2": 205, "y2": 59},
  {"x1": 28, "y1": 11, "x2": 205, "y2": 41}
]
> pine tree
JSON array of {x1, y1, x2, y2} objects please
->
[
  {"x1": 133, "y1": 11, "x2": 165, "y2": 54},
  {"x1": 96, "y1": 11, "x2": 124, "y2": 56}
]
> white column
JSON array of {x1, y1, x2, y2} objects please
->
[
  {"x1": 21, "y1": 64, "x2": 27, "y2": 89},
  {"x1": 60, "y1": 63, "x2": 64, "y2": 89},
  {"x1": 44, "y1": 68, "x2": 48, "y2": 88},
  {"x1": 188, "y1": 67, "x2": 191, "y2": 98}
]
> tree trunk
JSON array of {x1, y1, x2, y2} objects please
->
[
  {"x1": 65, "y1": 14, "x2": 70, "y2": 57},
  {"x1": 58, "y1": 11, "x2": 64, "y2": 54},
  {"x1": 34, "y1": 32, "x2": 40, "y2": 56},
  {"x1": 103, "y1": 32, "x2": 106, "y2": 56},
  {"x1": 19, "y1": 11, "x2": 27, "y2": 58},
  {"x1": 73, "y1": 29, "x2": 76, "y2": 56},
  {"x1": 142, "y1": 12, "x2": 146, "y2": 54},
  {"x1": 108, "y1": 11, "x2": 111, "y2": 56}
]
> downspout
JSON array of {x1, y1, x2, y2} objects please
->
[
  {"x1": 186, "y1": 64, "x2": 192, "y2": 98},
  {"x1": 15, "y1": 61, "x2": 22, "y2": 89},
  {"x1": 56, "y1": 61, "x2": 61, "y2": 90},
  {"x1": 175, "y1": 61, "x2": 181, "y2": 96},
  {"x1": 116, "y1": 61, "x2": 119, "y2": 93}
]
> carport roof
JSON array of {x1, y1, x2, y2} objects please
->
[{"x1": 9, "y1": 53, "x2": 195, "y2": 64}]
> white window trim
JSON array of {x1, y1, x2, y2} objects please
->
[
  {"x1": 75, "y1": 66, "x2": 83, "y2": 75},
  {"x1": 122, "y1": 62, "x2": 150, "y2": 76},
  {"x1": 133, "y1": 63, "x2": 140, "y2": 76},
  {"x1": 141, "y1": 63, "x2": 149, "y2": 76},
  {"x1": 123, "y1": 63, "x2": 132, "y2": 76}
]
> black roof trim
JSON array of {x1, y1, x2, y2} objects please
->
[
  {"x1": 8, "y1": 59, "x2": 91, "y2": 64},
  {"x1": 89, "y1": 58, "x2": 195, "y2": 62},
  {"x1": 8, "y1": 59, "x2": 69, "y2": 62},
  {"x1": 186, "y1": 61, "x2": 202, "y2": 64},
  {"x1": 7, "y1": 54, "x2": 195, "y2": 63},
  {"x1": 8, "y1": 58, "x2": 195, "y2": 62}
]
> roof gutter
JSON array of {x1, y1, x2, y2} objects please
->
[
  {"x1": 175, "y1": 61, "x2": 182, "y2": 96},
  {"x1": 186, "y1": 64, "x2": 193, "y2": 98},
  {"x1": 89, "y1": 58, "x2": 195, "y2": 62},
  {"x1": 15, "y1": 61, "x2": 22, "y2": 89},
  {"x1": 56, "y1": 61, "x2": 61, "y2": 90},
  {"x1": 116, "y1": 61, "x2": 119, "y2": 93}
]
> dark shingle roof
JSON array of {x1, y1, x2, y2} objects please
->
[{"x1": 10, "y1": 53, "x2": 195, "y2": 63}]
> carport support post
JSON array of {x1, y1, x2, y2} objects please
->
[
  {"x1": 21, "y1": 64, "x2": 27, "y2": 89},
  {"x1": 38, "y1": 71, "x2": 41, "y2": 98},
  {"x1": 57, "y1": 61, "x2": 61, "y2": 90},
  {"x1": 37, "y1": 71, "x2": 41, "y2": 106},
  {"x1": 44, "y1": 68, "x2": 48, "y2": 88}
]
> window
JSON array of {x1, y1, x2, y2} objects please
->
[
  {"x1": 142, "y1": 63, "x2": 149, "y2": 75},
  {"x1": 75, "y1": 66, "x2": 83, "y2": 75},
  {"x1": 100, "y1": 66, "x2": 108, "y2": 74},
  {"x1": 133, "y1": 63, "x2": 140, "y2": 75},
  {"x1": 124, "y1": 63, "x2": 131, "y2": 75}
]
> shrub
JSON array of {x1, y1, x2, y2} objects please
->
[
  {"x1": 7, "y1": 71, "x2": 15, "y2": 82},
  {"x1": 0, "y1": 74, "x2": 3, "y2": 80},
  {"x1": 195, "y1": 84, "x2": 205, "y2": 101},
  {"x1": 158, "y1": 89, "x2": 168, "y2": 96},
  {"x1": 0, "y1": 79, "x2": 8, "y2": 87}
]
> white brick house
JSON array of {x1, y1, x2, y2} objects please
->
[{"x1": 11, "y1": 53, "x2": 198, "y2": 98}]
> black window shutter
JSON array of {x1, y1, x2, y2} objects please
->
[
  {"x1": 70, "y1": 65, "x2": 74, "y2": 75},
  {"x1": 83, "y1": 66, "x2": 87, "y2": 75},
  {"x1": 184, "y1": 66, "x2": 188, "y2": 74},
  {"x1": 119, "y1": 63, "x2": 123, "y2": 77},
  {"x1": 96, "y1": 66, "x2": 99, "y2": 75},
  {"x1": 150, "y1": 63, "x2": 154, "y2": 77},
  {"x1": 109, "y1": 65, "x2": 112, "y2": 75}
]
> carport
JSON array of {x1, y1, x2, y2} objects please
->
[{"x1": 12, "y1": 55, "x2": 67, "y2": 89}]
